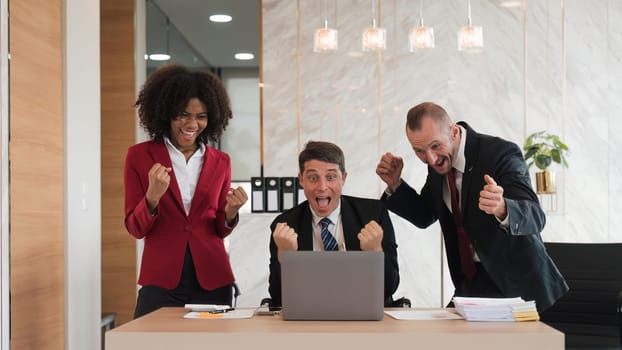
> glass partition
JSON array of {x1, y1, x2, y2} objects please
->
[{"x1": 145, "y1": 0, "x2": 260, "y2": 181}]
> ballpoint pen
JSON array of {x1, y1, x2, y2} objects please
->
[{"x1": 208, "y1": 307, "x2": 235, "y2": 314}]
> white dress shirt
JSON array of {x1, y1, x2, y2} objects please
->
[{"x1": 164, "y1": 137, "x2": 205, "y2": 215}]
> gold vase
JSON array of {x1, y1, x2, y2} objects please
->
[{"x1": 535, "y1": 171, "x2": 556, "y2": 194}]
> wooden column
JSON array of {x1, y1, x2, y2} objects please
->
[
  {"x1": 101, "y1": 0, "x2": 138, "y2": 325},
  {"x1": 9, "y1": 0, "x2": 64, "y2": 349}
]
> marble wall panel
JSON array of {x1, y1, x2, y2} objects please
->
[
  {"x1": 608, "y1": 0, "x2": 622, "y2": 242},
  {"x1": 263, "y1": 0, "x2": 300, "y2": 176}
]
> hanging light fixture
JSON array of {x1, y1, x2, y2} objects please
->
[
  {"x1": 408, "y1": 0, "x2": 435, "y2": 51},
  {"x1": 362, "y1": 0, "x2": 386, "y2": 51},
  {"x1": 149, "y1": 16, "x2": 171, "y2": 61},
  {"x1": 313, "y1": 0, "x2": 338, "y2": 52},
  {"x1": 457, "y1": 0, "x2": 483, "y2": 51}
]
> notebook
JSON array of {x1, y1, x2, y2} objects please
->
[{"x1": 280, "y1": 251, "x2": 385, "y2": 321}]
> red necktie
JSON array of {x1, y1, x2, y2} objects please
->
[{"x1": 447, "y1": 168, "x2": 477, "y2": 281}]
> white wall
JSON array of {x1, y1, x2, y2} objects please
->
[
  {"x1": 64, "y1": 0, "x2": 101, "y2": 349},
  {"x1": 221, "y1": 68, "x2": 261, "y2": 181}
]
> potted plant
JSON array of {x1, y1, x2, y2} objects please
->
[{"x1": 523, "y1": 131, "x2": 569, "y2": 194}]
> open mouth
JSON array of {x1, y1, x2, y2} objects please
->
[
  {"x1": 316, "y1": 197, "x2": 331, "y2": 209},
  {"x1": 435, "y1": 157, "x2": 447, "y2": 168},
  {"x1": 181, "y1": 130, "x2": 196, "y2": 139}
]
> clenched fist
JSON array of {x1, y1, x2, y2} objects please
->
[
  {"x1": 272, "y1": 222, "x2": 299, "y2": 263},
  {"x1": 358, "y1": 220, "x2": 384, "y2": 252},
  {"x1": 225, "y1": 186, "x2": 248, "y2": 224},
  {"x1": 146, "y1": 163, "x2": 172, "y2": 212},
  {"x1": 376, "y1": 152, "x2": 404, "y2": 192}
]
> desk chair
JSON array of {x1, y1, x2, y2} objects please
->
[
  {"x1": 618, "y1": 291, "x2": 622, "y2": 348},
  {"x1": 231, "y1": 282, "x2": 241, "y2": 307},
  {"x1": 540, "y1": 242, "x2": 622, "y2": 349},
  {"x1": 391, "y1": 297, "x2": 411, "y2": 308}
]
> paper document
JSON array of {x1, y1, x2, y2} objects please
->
[
  {"x1": 183, "y1": 309, "x2": 255, "y2": 319},
  {"x1": 385, "y1": 309, "x2": 463, "y2": 321},
  {"x1": 452, "y1": 297, "x2": 539, "y2": 322}
]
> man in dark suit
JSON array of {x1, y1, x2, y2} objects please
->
[
  {"x1": 376, "y1": 102, "x2": 567, "y2": 312},
  {"x1": 269, "y1": 141, "x2": 400, "y2": 307}
]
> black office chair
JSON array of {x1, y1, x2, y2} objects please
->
[
  {"x1": 618, "y1": 290, "x2": 622, "y2": 348},
  {"x1": 391, "y1": 297, "x2": 411, "y2": 308},
  {"x1": 540, "y1": 243, "x2": 622, "y2": 349},
  {"x1": 231, "y1": 282, "x2": 241, "y2": 307},
  {"x1": 260, "y1": 297, "x2": 275, "y2": 310}
]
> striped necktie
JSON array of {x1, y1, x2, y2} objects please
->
[{"x1": 320, "y1": 217, "x2": 338, "y2": 251}]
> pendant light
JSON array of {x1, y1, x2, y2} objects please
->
[
  {"x1": 457, "y1": 0, "x2": 483, "y2": 51},
  {"x1": 362, "y1": 0, "x2": 386, "y2": 51},
  {"x1": 313, "y1": 0, "x2": 338, "y2": 52},
  {"x1": 408, "y1": 0, "x2": 435, "y2": 51},
  {"x1": 149, "y1": 16, "x2": 171, "y2": 61}
]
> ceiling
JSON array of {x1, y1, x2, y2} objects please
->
[{"x1": 148, "y1": 0, "x2": 259, "y2": 69}]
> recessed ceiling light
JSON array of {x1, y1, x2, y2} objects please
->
[
  {"x1": 149, "y1": 54, "x2": 171, "y2": 61},
  {"x1": 209, "y1": 14, "x2": 232, "y2": 23},
  {"x1": 234, "y1": 53, "x2": 254, "y2": 60}
]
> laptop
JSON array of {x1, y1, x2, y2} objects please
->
[{"x1": 280, "y1": 251, "x2": 385, "y2": 321}]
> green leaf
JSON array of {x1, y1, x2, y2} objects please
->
[
  {"x1": 535, "y1": 154, "x2": 552, "y2": 170},
  {"x1": 555, "y1": 139, "x2": 569, "y2": 151},
  {"x1": 551, "y1": 149, "x2": 561, "y2": 164},
  {"x1": 560, "y1": 154, "x2": 569, "y2": 168},
  {"x1": 524, "y1": 146, "x2": 538, "y2": 160}
]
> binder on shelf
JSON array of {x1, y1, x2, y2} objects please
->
[
  {"x1": 265, "y1": 177, "x2": 281, "y2": 212},
  {"x1": 251, "y1": 177, "x2": 265, "y2": 213},
  {"x1": 296, "y1": 177, "x2": 306, "y2": 204},
  {"x1": 280, "y1": 177, "x2": 296, "y2": 211}
]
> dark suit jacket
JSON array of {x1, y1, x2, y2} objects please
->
[
  {"x1": 124, "y1": 140, "x2": 236, "y2": 291},
  {"x1": 384, "y1": 122, "x2": 568, "y2": 311},
  {"x1": 268, "y1": 195, "x2": 400, "y2": 307}
]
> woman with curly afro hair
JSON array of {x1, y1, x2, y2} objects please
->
[{"x1": 124, "y1": 64, "x2": 248, "y2": 318}]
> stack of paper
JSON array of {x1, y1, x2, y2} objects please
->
[
  {"x1": 452, "y1": 297, "x2": 539, "y2": 322},
  {"x1": 511, "y1": 301, "x2": 540, "y2": 322}
]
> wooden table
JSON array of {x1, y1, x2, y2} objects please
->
[{"x1": 105, "y1": 307, "x2": 564, "y2": 350}]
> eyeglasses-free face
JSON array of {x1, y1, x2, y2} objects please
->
[
  {"x1": 169, "y1": 98, "x2": 208, "y2": 156},
  {"x1": 298, "y1": 159, "x2": 347, "y2": 217},
  {"x1": 407, "y1": 116, "x2": 459, "y2": 176}
]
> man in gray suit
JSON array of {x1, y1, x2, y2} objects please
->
[{"x1": 376, "y1": 102, "x2": 567, "y2": 312}]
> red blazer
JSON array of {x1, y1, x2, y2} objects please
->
[{"x1": 124, "y1": 140, "x2": 236, "y2": 290}]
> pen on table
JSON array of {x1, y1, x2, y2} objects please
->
[{"x1": 208, "y1": 307, "x2": 235, "y2": 314}]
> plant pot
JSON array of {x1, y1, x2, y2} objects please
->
[{"x1": 535, "y1": 171, "x2": 556, "y2": 194}]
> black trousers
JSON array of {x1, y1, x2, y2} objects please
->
[{"x1": 134, "y1": 246, "x2": 233, "y2": 319}]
